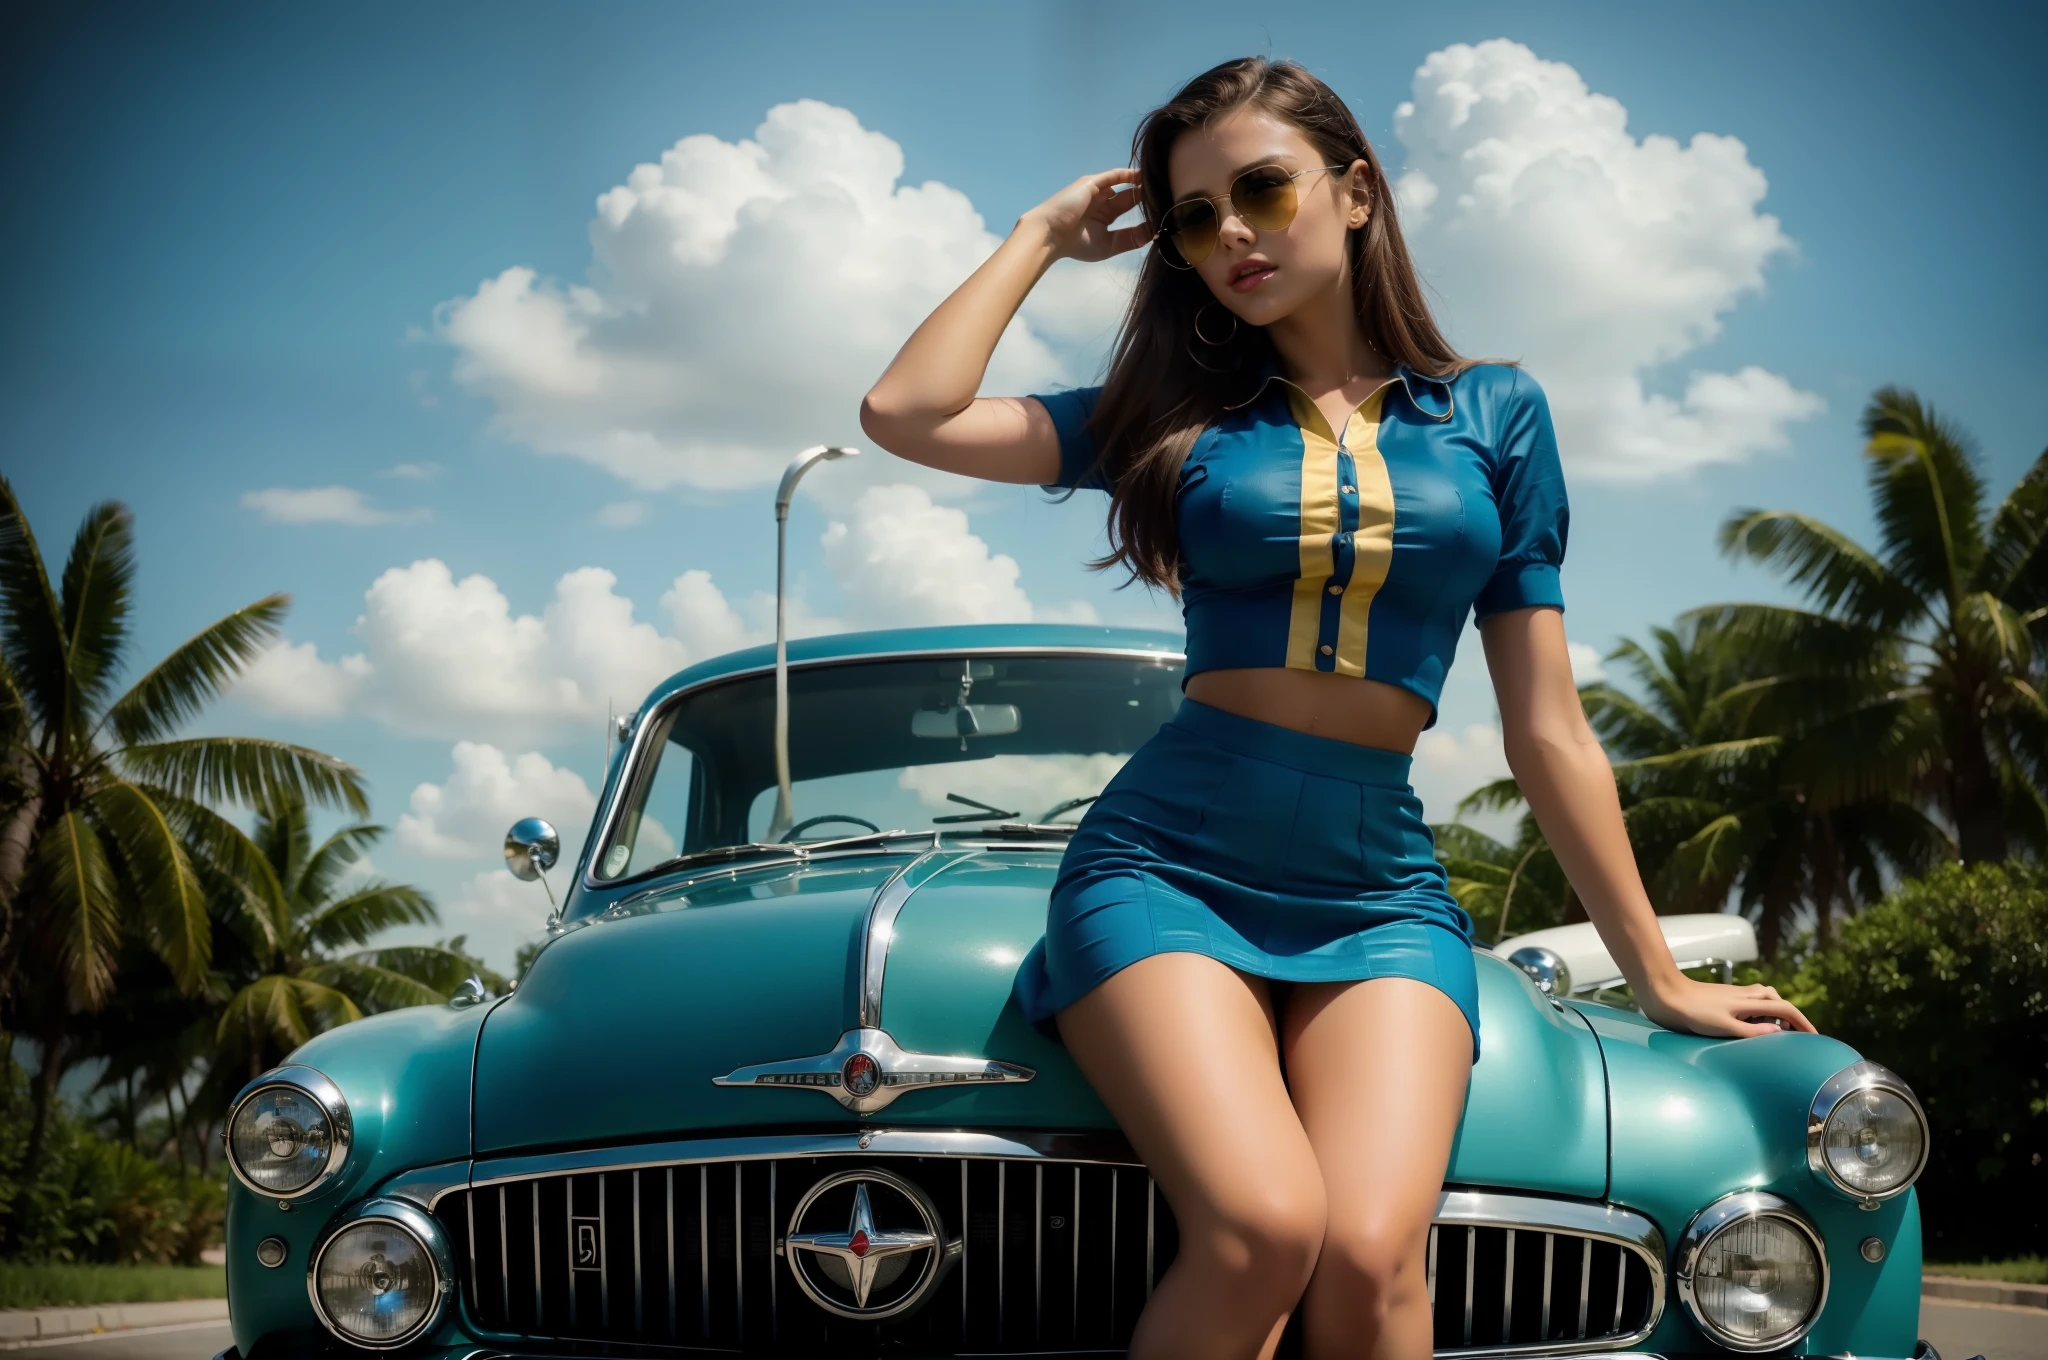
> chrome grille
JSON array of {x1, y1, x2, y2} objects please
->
[{"x1": 437, "y1": 1154, "x2": 1656, "y2": 1356}]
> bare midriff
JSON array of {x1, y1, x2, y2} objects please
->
[{"x1": 1183, "y1": 667, "x2": 1432, "y2": 755}]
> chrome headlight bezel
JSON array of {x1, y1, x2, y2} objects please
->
[
  {"x1": 306, "y1": 1197, "x2": 454, "y2": 1350},
  {"x1": 1674, "y1": 1190, "x2": 1829, "y2": 1352},
  {"x1": 225, "y1": 1064, "x2": 353, "y2": 1200},
  {"x1": 1807, "y1": 1059, "x2": 1929, "y2": 1204}
]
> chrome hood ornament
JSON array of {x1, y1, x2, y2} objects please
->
[{"x1": 713, "y1": 1026, "x2": 1034, "y2": 1116}]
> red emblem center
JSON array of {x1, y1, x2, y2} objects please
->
[
  {"x1": 849, "y1": 1229, "x2": 871, "y2": 1257},
  {"x1": 842, "y1": 1052, "x2": 880, "y2": 1096}
]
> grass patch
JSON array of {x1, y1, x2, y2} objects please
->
[
  {"x1": 1926, "y1": 1256, "x2": 2048, "y2": 1285},
  {"x1": 0, "y1": 1263, "x2": 227, "y2": 1310}
]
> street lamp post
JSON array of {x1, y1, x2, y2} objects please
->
[{"x1": 767, "y1": 445, "x2": 857, "y2": 840}]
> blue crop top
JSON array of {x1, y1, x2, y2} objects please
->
[{"x1": 1031, "y1": 358, "x2": 1568, "y2": 730}]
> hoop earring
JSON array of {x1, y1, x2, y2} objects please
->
[{"x1": 1192, "y1": 301, "x2": 1239, "y2": 347}]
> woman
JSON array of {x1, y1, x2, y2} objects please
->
[{"x1": 860, "y1": 57, "x2": 1816, "y2": 1360}]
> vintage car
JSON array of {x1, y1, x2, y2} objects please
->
[{"x1": 219, "y1": 622, "x2": 1939, "y2": 1360}]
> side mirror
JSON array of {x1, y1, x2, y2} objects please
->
[
  {"x1": 1508, "y1": 945, "x2": 1572, "y2": 997},
  {"x1": 504, "y1": 818, "x2": 560, "y2": 882}
]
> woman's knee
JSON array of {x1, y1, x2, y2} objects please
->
[
  {"x1": 1316, "y1": 1218, "x2": 1430, "y2": 1314},
  {"x1": 1180, "y1": 1172, "x2": 1329, "y2": 1297}
]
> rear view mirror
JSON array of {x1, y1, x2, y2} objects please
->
[{"x1": 911, "y1": 703, "x2": 1021, "y2": 739}]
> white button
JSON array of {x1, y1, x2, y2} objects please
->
[
  {"x1": 1319, "y1": 644, "x2": 1334, "y2": 656},
  {"x1": 1341, "y1": 484, "x2": 1357, "y2": 494},
  {"x1": 1327, "y1": 584, "x2": 1343, "y2": 596}
]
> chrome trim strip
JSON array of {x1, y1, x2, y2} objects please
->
[
  {"x1": 697, "y1": 1165, "x2": 708, "y2": 1339},
  {"x1": 1807, "y1": 1058, "x2": 1930, "y2": 1204},
  {"x1": 768, "y1": 1160, "x2": 778, "y2": 1340},
  {"x1": 1070, "y1": 1164, "x2": 1081, "y2": 1337},
  {"x1": 495, "y1": 1186, "x2": 508, "y2": 1324},
  {"x1": 598, "y1": 1171, "x2": 609, "y2": 1328},
  {"x1": 960, "y1": 1159, "x2": 970, "y2": 1334},
  {"x1": 225, "y1": 1064, "x2": 354, "y2": 1201},
  {"x1": 1427, "y1": 1223, "x2": 1438, "y2": 1306},
  {"x1": 1674, "y1": 1190, "x2": 1829, "y2": 1353},
  {"x1": 733, "y1": 1165, "x2": 744, "y2": 1342},
  {"x1": 1107, "y1": 1168, "x2": 1120, "y2": 1336},
  {"x1": 631, "y1": 1169, "x2": 642, "y2": 1333},
  {"x1": 860, "y1": 846, "x2": 979, "y2": 1029},
  {"x1": 531, "y1": 1180, "x2": 542, "y2": 1328},
  {"x1": 1503, "y1": 1227, "x2": 1516, "y2": 1339},
  {"x1": 1034, "y1": 1162, "x2": 1045, "y2": 1339},
  {"x1": 1463, "y1": 1225, "x2": 1476, "y2": 1345},
  {"x1": 582, "y1": 643, "x2": 1185, "y2": 892},
  {"x1": 1541, "y1": 1231, "x2": 1554, "y2": 1338},
  {"x1": 998, "y1": 1161, "x2": 1008, "y2": 1336},
  {"x1": 1576, "y1": 1236, "x2": 1590, "y2": 1337},
  {"x1": 1144, "y1": 1177, "x2": 1156, "y2": 1299},
  {"x1": 665, "y1": 1167, "x2": 676, "y2": 1339}
]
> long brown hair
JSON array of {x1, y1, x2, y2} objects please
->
[{"x1": 1073, "y1": 57, "x2": 1506, "y2": 592}]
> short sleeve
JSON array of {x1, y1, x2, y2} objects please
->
[
  {"x1": 1473, "y1": 369, "x2": 1569, "y2": 620},
  {"x1": 1029, "y1": 386, "x2": 1111, "y2": 493}
]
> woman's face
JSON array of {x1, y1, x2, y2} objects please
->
[{"x1": 1163, "y1": 105, "x2": 1367, "y2": 329}]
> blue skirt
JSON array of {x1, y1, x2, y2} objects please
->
[{"x1": 1014, "y1": 697, "x2": 1482, "y2": 1064}]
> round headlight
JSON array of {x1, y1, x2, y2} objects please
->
[
  {"x1": 308, "y1": 1200, "x2": 452, "y2": 1349},
  {"x1": 226, "y1": 1066, "x2": 351, "y2": 1198},
  {"x1": 1809, "y1": 1060, "x2": 1928, "y2": 1202},
  {"x1": 1676, "y1": 1191, "x2": 1828, "y2": 1352}
]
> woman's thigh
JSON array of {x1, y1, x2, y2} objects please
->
[
  {"x1": 1055, "y1": 950, "x2": 1326, "y2": 1254},
  {"x1": 1282, "y1": 977, "x2": 1472, "y2": 1328}
]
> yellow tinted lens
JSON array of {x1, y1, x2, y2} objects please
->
[
  {"x1": 1161, "y1": 199, "x2": 1218, "y2": 266},
  {"x1": 1233, "y1": 167, "x2": 1299, "y2": 230}
]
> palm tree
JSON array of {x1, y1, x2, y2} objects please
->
[
  {"x1": 211, "y1": 796, "x2": 496, "y2": 1080},
  {"x1": 0, "y1": 479, "x2": 371, "y2": 1183},
  {"x1": 1429, "y1": 820, "x2": 1573, "y2": 945},
  {"x1": 1696, "y1": 387, "x2": 2048, "y2": 865},
  {"x1": 1454, "y1": 615, "x2": 1948, "y2": 958}
]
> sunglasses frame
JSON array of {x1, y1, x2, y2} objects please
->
[{"x1": 1149, "y1": 162, "x2": 1357, "y2": 270}]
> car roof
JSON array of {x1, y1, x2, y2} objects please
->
[{"x1": 634, "y1": 622, "x2": 1187, "y2": 712}]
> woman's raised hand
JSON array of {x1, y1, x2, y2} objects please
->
[{"x1": 1028, "y1": 168, "x2": 1149, "y2": 263}]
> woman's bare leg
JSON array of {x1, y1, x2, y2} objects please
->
[
  {"x1": 1058, "y1": 951, "x2": 1327, "y2": 1360},
  {"x1": 1283, "y1": 977, "x2": 1473, "y2": 1360}
]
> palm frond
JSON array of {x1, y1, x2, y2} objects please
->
[
  {"x1": 1980, "y1": 445, "x2": 2048, "y2": 610},
  {"x1": 1429, "y1": 822, "x2": 1514, "y2": 864},
  {"x1": 59, "y1": 502, "x2": 137, "y2": 722},
  {"x1": 1455, "y1": 774, "x2": 1526, "y2": 817},
  {"x1": 103, "y1": 594, "x2": 290, "y2": 746},
  {"x1": 0, "y1": 474, "x2": 73, "y2": 735},
  {"x1": 296, "y1": 823, "x2": 383, "y2": 910},
  {"x1": 119, "y1": 737, "x2": 369, "y2": 817},
  {"x1": 1861, "y1": 385, "x2": 1988, "y2": 605},
  {"x1": 307, "y1": 957, "x2": 447, "y2": 1012},
  {"x1": 31, "y1": 809, "x2": 123, "y2": 1006},
  {"x1": 86, "y1": 781, "x2": 211, "y2": 992},
  {"x1": 1715, "y1": 508, "x2": 1923, "y2": 629},
  {"x1": 305, "y1": 883, "x2": 437, "y2": 951}
]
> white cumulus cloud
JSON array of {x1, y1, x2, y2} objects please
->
[
  {"x1": 397, "y1": 743, "x2": 598, "y2": 861},
  {"x1": 438, "y1": 99, "x2": 1125, "y2": 494},
  {"x1": 1392, "y1": 38, "x2": 1823, "y2": 479},
  {"x1": 241, "y1": 486, "x2": 429, "y2": 526},
  {"x1": 1566, "y1": 641, "x2": 1607, "y2": 685},
  {"x1": 823, "y1": 484, "x2": 1098, "y2": 628},
  {"x1": 233, "y1": 483, "x2": 1090, "y2": 739}
]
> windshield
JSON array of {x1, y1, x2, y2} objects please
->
[{"x1": 592, "y1": 650, "x2": 1186, "y2": 881}]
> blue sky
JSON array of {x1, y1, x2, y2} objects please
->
[{"x1": 6, "y1": 1, "x2": 2043, "y2": 970}]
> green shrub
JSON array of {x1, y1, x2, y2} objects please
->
[
  {"x1": 0, "y1": 1061, "x2": 225, "y2": 1265},
  {"x1": 1792, "y1": 860, "x2": 2048, "y2": 1258}
]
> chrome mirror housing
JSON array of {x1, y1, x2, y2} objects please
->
[
  {"x1": 503, "y1": 818, "x2": 560, "y2": 883},
  {"x1": 1508, "y1": 945, "x2": 1572, "y2": 997}
]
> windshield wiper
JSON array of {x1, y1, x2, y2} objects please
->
[{"x1": 931, "y1": 792, "x2": 1020, "y2": 824}]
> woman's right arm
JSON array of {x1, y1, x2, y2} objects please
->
[{"x1": 859, "y1": 167, "x2": 1145, "y2": 486}]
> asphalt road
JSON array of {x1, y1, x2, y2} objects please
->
[{"x1": 15, "y1": 1301, "x2": 2044, "y2": 1358}]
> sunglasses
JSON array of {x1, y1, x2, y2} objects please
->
[{"x1": 1150, "y1": 163, "x2": 1355, "y2": 269}]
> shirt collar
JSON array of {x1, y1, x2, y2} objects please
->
[{"x1": 1221, "y1": 351, "x2": 1456, "y2": 422}]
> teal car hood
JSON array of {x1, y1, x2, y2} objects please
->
[{"x1": 474, "y1": 848, "x2": 1608, "y2": 1198}]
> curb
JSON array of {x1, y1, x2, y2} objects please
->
[
  {"x1": 1923, "y1": 1273, "x2": 2048, "y2": 1311},
  {"x1": 0, "y1": 1299, "x2": 228, "y2": 1345}
]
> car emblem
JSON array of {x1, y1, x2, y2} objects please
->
[
  {"x1": 713, "y1": 1027, "x2": 1034, "y2": 1116},
  {"x1": 781, "y1": 1169, "x2": 953, "y2": 1319}
]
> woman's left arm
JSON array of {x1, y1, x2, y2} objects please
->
[{"x1": 1477, "y1": 604, "x2": 1817, "y2": 1038}]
